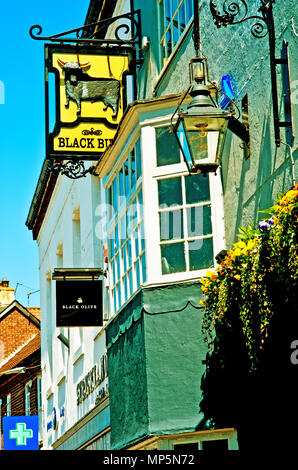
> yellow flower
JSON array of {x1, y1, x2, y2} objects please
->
[
  {"x1": 247, "y1": 239, "x2": 256, "y2": 250},
  {"x1": 199, "y1": 300, "x2": 206, "y2": 307},
  {"x1": 235, "y1": 274, "x2": 241, "y2": 281}
]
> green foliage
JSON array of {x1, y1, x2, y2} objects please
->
[
  {"x1": 237, "y1": 219, "x2": 260, "y2": 241},
  {"x1": 200, "y1": 184, "x2": 298, "y2": 373}
]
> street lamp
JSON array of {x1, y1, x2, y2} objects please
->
[
  {"x1": 171, "y1": 1, "x2": 249, "y2": 174},
  {"x1": 173, "y1": 58, "x2": 232, "y2": 174}
]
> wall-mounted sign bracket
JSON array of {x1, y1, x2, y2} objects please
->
[
  {"x1": 52, "y1": 268, "x2": 106, "y2": 280},
  {"x1": 30, "y1": 9, "x2": 143, "y2": 66},
  {"x1": 209, "y1": 0, "x2": 294, "y2": 148},
  {"x1": 30, "y1": 11, "x2": 142, "y2": 180},
  {"x1": 50, "y1": 160, "x2": 95, "y2": 180}
]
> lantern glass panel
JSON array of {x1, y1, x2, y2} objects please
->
[{"x1": 175, "y1": 114, "x2": 228, "y2": 169}]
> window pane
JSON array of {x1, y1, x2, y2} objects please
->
[
  {"x1": 185, "y1": 173, "x2": 210, "y2": 204},
  {"x1": 138, "y1": 190, "x2": 143, "y2": 219},
  {"x1": 122, "y1": 247, "x2": 127, "y2": 272},
  {"x1": 134, "y1": 227, "x2": 140, "y2": 258},
  {"x1": 188, "y1": 237, "x2": 214, "y2": 270},
  {"x1": 116, "y1": 254, "x2": 120, "y2": 280},
  {"x1": 187, "y1": 205, "x2": 212, "y2": 237},
  {"x1": 115, "y1": 225, "x2": 119, "y2": 252},
  {"x1": 131, "y1": 150, "x2": 136, "y2": 188},
  {"x1": 158, "y1": 177, "x2": 182, "y2": 207},
  {"x1": 131, "y1": 199, "x2": 138, "y2": 229},
  {"x1": 123, "y1": 275, "x2": 128, "y2": 301},
  {"x1": 161, "y1": 242, "x2": 186, "y2": 274},
  {"x1": 140, "y1": 220, "x2": 145, "y2": 252},
  {"x1": 160, "y1": 209, "x2": 183, "y2": 241},
  {"x1": 126, "y1": 208, "x2": 132, "y2": 236},
  {"x1": 107, "y1": 186, "x2": 112, "y2": 219},
  {"x1": 186, "y1": 0, "x2": 193, "y2": 22},
  {"x1": 117, "y1": 283, "x2": 121, "y2": 309},
  {"x1": 113, "y1": 177, "x2": 118, "y2": 213},
  {"x1": 141, "y1": 253, "x2": 146, "y2": 283},
  {"x1": 120, "y1": 216, "x2": 126, "y2": 245},
  {"x1": 136, "y1": 139, "x2": 142, "y2": 178},
  {"x1": 127, "y1": 238, "x2": 132, "y2": 267},
  {"x1": 156, "y1": 126, "x2": 180, "y2": 166},
  {"x1": 124, "y1": 159, "x2": 130, "y2": 197},
  {"x1": 109, "y1": 231, "x2": 114, "y2": 259},
  {"x1": 119, "y1": 166, "x2": 125, "y2": 202},
  {"x1": 129, "y1": 268, "x2": 133, "y2": 295}
]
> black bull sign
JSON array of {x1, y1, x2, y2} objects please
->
[{"x1": 45, "y1": 44, "x2": 135, "y2": 160}]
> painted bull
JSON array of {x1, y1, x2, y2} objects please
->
[{"x1": 57, "y1": 58, "x2": 121, "y2": 118}]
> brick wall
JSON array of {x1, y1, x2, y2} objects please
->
[{"x1": 0, "y1": 310, "x2": 39, "y2": 362}]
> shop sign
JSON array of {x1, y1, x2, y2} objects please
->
[
  {"x1": 45, "y1": 43, "x2": 134, "y2": 161},
  {"x1": 76, "y1": 353, "x2": 108, "y2": 405},
  {"x1": 56, "y1": 279, "x2": 103, "y2": 327},
  {"x1": 3, "y1": 416, "x2": 39, "y2": 450}
]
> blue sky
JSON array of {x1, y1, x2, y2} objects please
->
[{"x1": 0, "y1": 0, "x2": 90, "y2": 307}]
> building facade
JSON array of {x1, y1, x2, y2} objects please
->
[
  {"x1": 26, "y1": 0, "x2": 298, "y2": 451},
  {"x1": 0, "y1": 281, "x2": 41, "y2": 449}
]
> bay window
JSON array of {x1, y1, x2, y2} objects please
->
[
  {"x1": 103, "y1": 100, "x2": 225, "y2": 316},
  {"x1": 106, "y1": 135, "x2": 146, "y2": 314},
  {"x1": 142, "y1": 120, "x2": 225, "y2": 285},
  {"x1": 158, "y1": 173, "x2": 213, "y2": 274}
]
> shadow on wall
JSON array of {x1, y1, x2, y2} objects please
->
[{"x1": 198, "y1": 266, "x2": 298, "y2": 452}]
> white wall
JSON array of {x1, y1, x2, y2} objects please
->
[{"x1": 37, "y1": 172, "x2": 108, "y2": 449}]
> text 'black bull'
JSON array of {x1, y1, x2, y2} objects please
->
[{"x1": 57, "y1": 59, "x2": 121, "y2": 118}]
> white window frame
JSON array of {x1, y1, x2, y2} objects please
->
[
  {"x1": 141, "y1": 117, "x2": 225, "y2": 286},
  {"x1": 158, "y1": 0, "x2": 194, "y2": 69},
  {"x1": 105, "y1": 132, "x2": 146, "y2": 315}
]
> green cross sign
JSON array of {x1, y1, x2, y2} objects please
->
[{"x1": 9, "y1": 422, "x2": 33, "y2": 446}]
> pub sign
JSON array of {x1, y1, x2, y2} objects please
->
[
  {"x1": 56, "y1": 279, "x2": 103, "y2": 327},
  {"x1": 45, "y1": 43, "x2": 135, "y2": 160}
]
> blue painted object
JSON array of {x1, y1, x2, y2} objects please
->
[
  {"x1": 3, "y1": 415, "x2": 39, "y2": 450},
  {"x1": 220, "y1": 75, "x2": 235, "y2": 110}
]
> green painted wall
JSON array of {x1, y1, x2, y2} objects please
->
[
  {"x1": 106, "y1": 282, "x2": 207, "y2": 449},
  {"x1": 143, "y1": 284, "x2": 206, "y2": 436},
  {"x1": 106, "y1": 292, "x2": 149, "y2": 450},
  {"x1": 135, "y1": 0, "x2": 298, "y2": 248}
]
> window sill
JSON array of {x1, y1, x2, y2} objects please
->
[
  {"x1": 73, "y1": 345, "x2": 84, "y2": 365},
  {"x1": 145, "y1": 267, "x2": 216, "y2": 287}
]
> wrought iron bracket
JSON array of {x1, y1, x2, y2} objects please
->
[
  {"x1": 30, "y1": 9, "x2": 143, "y2": 67},
  {"x1": 50, "y1": 160, "x2": 95, "y2": 179},
  {"x1": 209, "y1": 0, "x2": 293, "y2": 147}
]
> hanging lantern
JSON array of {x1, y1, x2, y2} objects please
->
[{"x1": 173, "y1": 66, "x2": 232, "y2": 174}]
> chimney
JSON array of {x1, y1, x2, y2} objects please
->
[{"x1": 0, "y1": 280, "x2": 15, "y2": 307}]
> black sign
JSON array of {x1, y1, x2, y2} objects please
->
[{"x1": 56, "y1": 280, "x2": 103, "y2": 327}]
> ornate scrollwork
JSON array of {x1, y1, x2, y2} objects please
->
[
  {"x1": 209, "y1": 0, "x2": 270, "y2": 38},
  {"x1": 50, "y1": 161, "x2": 93, "y2": 179},
  {"x1": 29, "y1": 10, "x2": 142, "y2": 48},
  {"x1": 82, "y1": 128, "x2": 102, "y2": 136}
]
